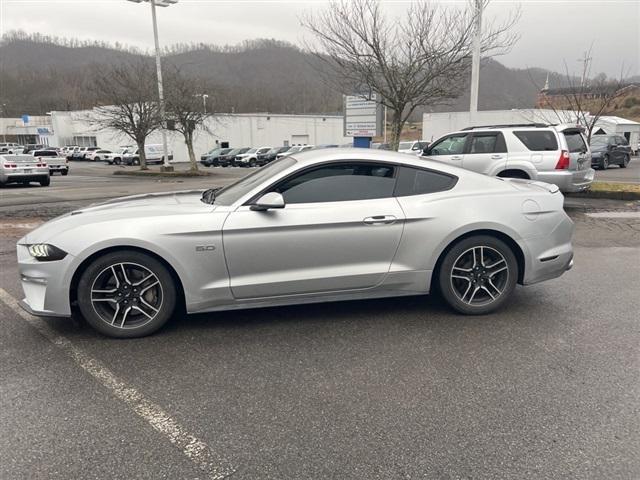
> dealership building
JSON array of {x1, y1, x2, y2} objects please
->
[{"x1": 0, "y1": 110, "x2": 351, "y2": 162}]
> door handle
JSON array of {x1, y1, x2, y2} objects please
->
[
  {"x1": 491, "y1": 154, "x2": 503, "y2": 159},
  {"x1": 451, "y1": 155, "x2": 462, "y2": 160},
  {"x1": 363, "y1": 215, "x2": 397, "y2": 225}
]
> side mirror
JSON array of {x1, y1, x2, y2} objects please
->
[
  {"x1": 250, "y1": 192, "x2": 285, "y2": 211},
  {"x1": 422, "y1": 147, "x2": 431, "y2": 156}
]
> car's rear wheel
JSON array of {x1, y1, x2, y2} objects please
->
[
  {"x1": 40, "y1": 177, "x2": 50, "y2": 187},
  {"x1": 77, "y1": 251, "x2": 177, "y2": 338},
  {"x1": 438, "y1": 235, "x2": 517, "y2": 315},
  {"x1": 620, "y1": 154, "x2": 629, "y2": 168},
  {"x1": 114, "y1": 158, "x2": 121, "y2": 165},
  {"x1": 601, "y1": 155, "x2": 609, "y2": 170}
]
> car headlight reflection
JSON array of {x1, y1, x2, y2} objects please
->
[{"x1": 27, "y1": 244, "x2": 68, "y2": 261}]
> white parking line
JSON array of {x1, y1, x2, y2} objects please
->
[
  {"x1": 0, "y1": 288, "x2": 235, "y2": 480},
  {"x1": 586, "y1": 211, "x2": 640, "y2": 219}
]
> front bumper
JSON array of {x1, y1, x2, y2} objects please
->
[
  {"x1": 536, "y1": 168, "x2": 594, "y2": 193},
  {"x1": 17, "y1": 244, "x2": 74, "y2": 317}
]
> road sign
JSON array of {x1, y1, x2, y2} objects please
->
[{"x1": 343, "y1": 93, "x2": 383, "y2": 137}]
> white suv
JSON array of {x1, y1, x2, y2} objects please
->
[{"x1": 421, "y1": 123, "x2": 595, "y2": 192}]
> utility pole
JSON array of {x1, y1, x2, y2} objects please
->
[
  {"x1": 578, "y1": 50, "x2": 592, "y2": 88},
  {"x1": 127, "y1": 0, "x2": 178, "y2": 172},
  {"x1": 202, "y1": 94, "x2": 209, "y2": 114},
  {"x1": 469, "y1": 0, "x2": 483, "y2": 115}
]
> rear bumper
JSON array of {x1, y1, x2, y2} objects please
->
[
  {"x1": 536, "y1": 168, "x2": 594, "y2": 193},
  {"x1": 0, "y1": 172, "x2": 49, "y2": 183},
  {"x1": 521, "y1": 213, "x2": 575, "y2": 285}
]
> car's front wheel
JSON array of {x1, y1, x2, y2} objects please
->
[
  {"x1": 601, "y1": 155, "x2": 609, "y2": 170},
  {"x1": 77, "y1": 251, "x2": 177, "y2": 338},
  {"x1": 438, "y1": 235, "x2": 517, "y2": 315},
  {"x1": 620, "y1": 154, "x2": 629, "y2": 168}
]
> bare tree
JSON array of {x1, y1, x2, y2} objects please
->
[
  {"x1": 164, "y1": 68, "x2": 211, "y2": 172},
  {"x1": 87, "y1": 60, "x2": 161, "y2": 170},
  {"x1": 537, "y1": 48, "x2": 629, "y2": 141},
  {"x1": 302, "y1": 0, "x2": 519, "y2": 149}
]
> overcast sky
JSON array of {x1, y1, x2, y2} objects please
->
[{"x1": 1, "y1": 0, "x2": 639, "y2": 78}]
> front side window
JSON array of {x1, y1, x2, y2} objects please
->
[
  {"x1": 428, "y1": 134, "x2": 468, "y2": 155},
  {"x1": 271, "y1": 163, "x2": 396, "y2": 204}
]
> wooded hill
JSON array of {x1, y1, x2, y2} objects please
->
[{"x1": 1, "y1": 31, "x2": 568, "y2": 118}]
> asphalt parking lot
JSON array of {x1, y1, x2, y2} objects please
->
[{"x1": 1, "y1": 161, "x2": 639, "y2": 479}]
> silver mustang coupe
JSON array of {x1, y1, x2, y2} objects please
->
[{"x1": 17, "y1": 149, "x2": 574, "y2": 338}]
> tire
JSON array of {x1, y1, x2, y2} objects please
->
[
  {"x1": 77, "y1": 250, "x2": 177, "y2": 338},
  {"x1": 249, "y1": 159, "x2": 257, "y2": 168},
  {"x1": 114, "y1": 158, "x2": 121, "y2": 165},
  {"x1": 61, "y1": 170, "x2": 68, "y2": 176},
  {"x1": 438, "y1": 235, "x2": 518, "y2": 315},
  {"x1": 133, "y1": 158, "x2": 140, "y2": 166},
  {"x1": 39, "y1": 177, "x2": 50, "y2": 187},
  {"x1": 620, "y1": 154, "x2": 629, "y2": 168},
  {"x1": 94, "y1": 156, "x2": 100, "y2": 162},
  {"x1": 601, "y1": 155, "x2": 609, "y2": 170}
]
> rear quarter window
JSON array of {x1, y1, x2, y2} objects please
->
[
  {"x1": 563, "y1": 131, "x2": 587, "y2": 153},
  {"x1": 513, "y1": 130, "x2": 558, "y2": 151},
  {"x1": 394, "y1": 166, "x2": 457, "y2": 196}
]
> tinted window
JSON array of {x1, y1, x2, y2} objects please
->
[
  {"x1": 617, "y1": 136, "x2": 628, "y2": 145},
  {"x1": 215, "y1": 157, "x2": 297, "y2": 206},
  {"x1": 513, "y1": 130, "x2": 558, "y2": 151},
  {"x1": 428, "y1": 134, "x2": 468, "y2": 155},
  {"x1": 468, "y1": 133, "x2": 506, "y2": 154},
  {"x1": 395, "y1": 166, "x2": 457, "y2": 196},
  {"x1": 563, "y1": 131, "x2": 587, "y2": 153},
  {"x1": 33, "y1": 151, "x2": 57, "y2": 157},
  {"x1": 272, "y1": 163, "x2": 396, "y2": 204}
]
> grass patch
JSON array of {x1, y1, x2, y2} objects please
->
[{"x1": 589, "y1": 182, "x2": 640, "y2": 194}]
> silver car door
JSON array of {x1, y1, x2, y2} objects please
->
[
  {"x1": 222, "y1": 163, "x2": 405, "y2": 299},
  {"x1": 423, "y1": 133, "x2": 468, "y2": 167},
  {"x1": 462, "y1": 132, "x2": 507, "y2": 176}
]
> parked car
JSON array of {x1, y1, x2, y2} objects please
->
[
  {"x1": 32, "y1": 149, "x2": 69, "y2": 176},
  {"x1": 589, "y1": 135, "x2": 632, "y2": 169},
  {"x1": 200, "y1": 147, "x2": 223, "y2": 162},
  {"x1": 234, "y1": 147, "x2": 272, "y2": 167},
  {"x1": 201, "y1": 148, "x2": 232, "y2": 167},
  {"x1": 371, "y1": 143, "x2": 392, "y2": 150},
  {"x1": 218, "y1": 147, "x2": 250, "y2": 167},
  {"x1": 421, "y1": 123, "x2": 594, "y2": 193},
  {"x1": 86, "y1": 149, "x2": 112, "y2": 162},
  {"x1": 123, "y1": 145, "x2": 173, "y2": 166},
  {"x1": 63, "y1": 146, "x2": 80, "y2": 160},
  {"x1": 257, "y1": 146, "x2": 291, "y2": 165},
  {"x1": 15, "y1": 148, "x2": 575, "y2": 338},
  {"x1": 276, "y1": 145, "x2": 313, "y2": 159},
  {"x1": 0, "y1": 142, "x2": 20, "y2": 152},
  {"x1": 103, "y1": 147, "x2": 133, "y2": 165},
  {"x1": 0, "y1": 154, "x2": 50, "y2": 186},
  {"x1": 398, "y1": 140, "x2": 430, "y2": 155},
  {"x1": 72, "y1": 147, "x2": 88, "y2": 160},
  {"x1": 23, "y1": 144, "x2": 47, "y2": 154}
]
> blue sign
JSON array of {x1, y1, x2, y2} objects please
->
[
  {"x1": 21, "y1": 114, "x2": 29, "y2": 125},
  {"x1": 37, "y1": 127, "x2": 50, "y2": 135}
]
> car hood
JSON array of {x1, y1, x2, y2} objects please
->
[{"x1": 20, "y1": 190, "x2": 213, "y2": 244}]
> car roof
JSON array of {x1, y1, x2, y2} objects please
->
[{"x1": 287, "y1": 147, "x2": 481, "y2": 178}]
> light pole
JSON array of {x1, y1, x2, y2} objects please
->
[
  {"x1": 127, "y1": 0, "x2": 177, "y2": 172},
  {"x1": 202, "y1": 94, "x2": 209, "y2": 114},
  {"x1": 469, "y1": 0, "x2": 483, "y2": 115}
]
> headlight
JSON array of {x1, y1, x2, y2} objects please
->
[{"x1": 27, "y1": 244, "x2": 68, "y2": 261}]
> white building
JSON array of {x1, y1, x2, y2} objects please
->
[
  {"x1": 422, "y1": 109, "x2": 577, "y2": 142},
  {"x1": 591, "y1": 116, "x2": 640, "y2": 151},
  {"x1": 2, "y1": 110, "x2": 351, "y2": 161}
]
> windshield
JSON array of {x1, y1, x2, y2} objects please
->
[
  {"x1": 245, "y1": 148, "x2": 258, "y2": 154},
  {"x1": 213, "y1": 157, "x2": 297, "y2": 206},
  {"x1": 34, "y1": 151, "x2": 57, "y2": 157},
  {"x1": 288, "y1": 146, "x2": 302, "y2": 153}
]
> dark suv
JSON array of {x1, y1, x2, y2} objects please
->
[{"x1": 589, "y1": 135, "x2": 632, "y2": 169}]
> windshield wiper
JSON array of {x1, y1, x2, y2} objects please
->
[{"x1": 201, "y1": 187, "x2": 220, "y2": 205}]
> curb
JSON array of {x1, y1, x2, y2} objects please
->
[{"x1": 113, "y1": 170, "x2": 214, "y2": 178}]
